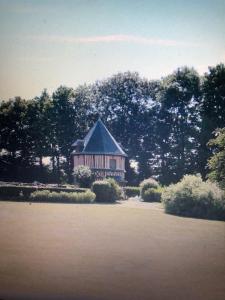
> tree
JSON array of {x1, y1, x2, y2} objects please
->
[
  {"x1": 26, "y1": 90, "x2": 53, "y2": 181},
  {"x1": 0, "y1": 97, "x2": 36, "y2": 181},
  {"x1": 199, "y1": 63, "x2": 225, "y2": 177},
  {"x1": 92, "y1": 72, "x2": 160, "y2": 179},
  {"x1": 51, "y1": 85, "x2": 94, "y2": 182},
  {"x1": 207, "y1": 128, "x2": 225, "y2": 189},
  {"x1": 156, "y1": 67, "x2": 201, "y2": 184}
]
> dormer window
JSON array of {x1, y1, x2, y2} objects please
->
[{"x1": 72, "y1": 139, "x2": 84, "y2": 153}]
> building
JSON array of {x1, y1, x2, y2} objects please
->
[{"x1": 71, "y1": 119, "x2": 127, "y2": 180}]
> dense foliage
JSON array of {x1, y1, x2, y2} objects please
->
[
  {"x1": 73, "y1": 165, "x2": 93, "y2": 188},
  {"x1": 0, "y1": 64, "x2": 225, "y2": 186},
  {"x1": 142, "y1": 188, "x2": 162, "y2": 202},
  {"x1": 92, "y1": 178, "x2": 121, "y2": 203},
  {"x1": 207, "y1": 128, "x2": 225, "y2": 189},
  {"x1": 123, "y1": 186, "x2": 140, "y2": 198},
  {"x1": 162, "y1": 175, "x2": 225, "y2": 220},
  {"x1": 30, "y1": 190, "x2": 95, "y2": 203},
  {"x1": 140, "y1": 178, "x2": 161, "y2": 202},
  {"x1": 0, "y1": 184, "x2": 86, "y2": 200}
]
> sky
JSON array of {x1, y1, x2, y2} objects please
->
[{"x1": 0, "y1": 0, "x2": 225, "y2": 100}]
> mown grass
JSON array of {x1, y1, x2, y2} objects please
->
[{"x1": 0, "y1": 201, "x2": 224, "y2": 300}]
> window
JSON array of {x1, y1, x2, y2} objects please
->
[{"x1": 110, "y1": 159, "x2": 116, "y2": 170}]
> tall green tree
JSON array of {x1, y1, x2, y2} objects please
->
[
  {"x1": 199, "y1": 63, "x2": 225, "y2": 177},
  {"x1": 156, "y1": 67, "x2": 201, "y2": 184},
  {"x1": 92, "y1": 72, "x2": 160, "y2": 178},
  {"x1": 51, "y1": 85, "x2": 94, "y2": 182},
  {"x1": 207, "y1": 128, "x2": 225, "y2": 189},
  {"x1": 25, "y1": 91, "x2": 54, "y2": 181},
  {"x1": 0, "y1": 97, "x2": 35, "y2": 181},
  {"x1": 28, "y1": 92, "x2": 52, "y2": 163}
]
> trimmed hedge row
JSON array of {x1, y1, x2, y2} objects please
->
[
  {"x1": 0, "y1": 185, "x2": 87, "y2": 201},
  {"x1": 30, "y1": 190, "x2": 95, "y2": 203},
  {"x1": 123, "y1": 186, "x2": 140, "y2": 198}
]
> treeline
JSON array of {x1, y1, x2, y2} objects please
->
[{"x1": 0, "y1": 64, "x2": 224, "y2": 185}]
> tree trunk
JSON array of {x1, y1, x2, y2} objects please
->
[{"x1": 56, "y1": 155, "x2": 60, "y2": 184}]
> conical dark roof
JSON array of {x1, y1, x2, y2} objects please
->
[{"x1": 73, "y1": 119, "x2": 127, "y2": 156}]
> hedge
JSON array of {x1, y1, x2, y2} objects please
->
[
  {"x1": 140, "y1": 178, "x2": 159, "y2": 194},
  {"x1": 0, "y1": 185, "x2": 87, "y2": 201},
  {"x1": 162, "y1": 175, "x2": 225, "y2": 220},
  {"x1": 92, "y1": 179, "x2": 121, "y2": 203},
  {"x1": 30, "y1": 190, "x2": 95, "y2": 203},
  {"x1": 140, "y1": 178, "x2": 161, "y2": 202},
  {"x1": 124, "y1": 186, "x2": 140, "y2": 198},
  {"x1": 142, "y1": 187, "x2": 162, "y2": 202}
]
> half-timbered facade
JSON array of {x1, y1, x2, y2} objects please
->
[{"x1": 71, "y1": 119, "x2": 127, "y2": 180}]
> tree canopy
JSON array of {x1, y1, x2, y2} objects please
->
[
  {"x1": 207, "y1": 128, "x2": 225, "y2": 189},
  {"x1": 0, "y1": 64, "x2": 224, "y2": 186}
]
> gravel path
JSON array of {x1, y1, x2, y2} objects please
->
[{"x1": 119, "y1": 197, "x2": 164, "y2": 210}]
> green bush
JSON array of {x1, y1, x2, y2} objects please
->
[
  {"x1": 162, "y1": 175, "x2": 225, "y2": 220},
  {"x1": 92, "y1": 178, "x2": 121, "y2": 203},
  {"x1": 30, "y1": 190, "x2": 95, "y2": 203},
  {"x1": 142, "y1": 187, "x2": 162, "y2": 202},
  {"x1": 73, "y1": 165, "x2": 93, "y2": 188},
  {"x1": 0, "y1": 185, "x2": 87, "y2": 201},
  {"x1": 124, "y1": 186, "x2": 140, "y2": 198},
  {"x1": 140, "y1": 178, "x2": 160, "y2": 201}
]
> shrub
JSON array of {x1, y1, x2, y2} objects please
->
[
  {"x1": 92, "y1": 179, "x2": 121, "y2": 203},
  {"x1": 140, "y1": 178, "x2": 160, "y2": 201},
  {"x1": 73, "y1": 165, "x2": 93, "y2": 188},
  {"x1": 162, "y1": 175, "x2": 225, "y2": 220},
  {"x1": 30, "y1": 190, "x2": 95, "y2": 203},
  {"x1": 0, "y1": 185, "x2": 36, "y2": 200},
  {"x1": 142, "y1": 187, "x2": 162, "y2": 202},
  {"x1": 124, "y1": 186, "x2": 140, "y2": 198},
  {"x1": 0, "y1": 185, "x2": 87, "y2": 201},
  {"x1": 107, "y1": 178, "x2": 122, "y2": 198}
]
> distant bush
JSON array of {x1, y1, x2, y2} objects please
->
[
  {"x1": 142, "y1": 187, "x2": 162, "y2": 202},
  {"x1": 73, "y1": 165, "x2": 94, "y2": 188},
  {"x1": 0, "y1": 185, "x2": 87, "y2": 201},
  {"x1": 124, "y1": 186, "x2": 140, "y2": 198},
  {"x1": 140, "y1": 178, "x2": 159, "y2": 192},
  {"x1": 107, "y1": 177, "x2": 122, "y2": 198},
  {"x1": 140, "y1": 178, "x2": 161, "y2": 202},
  {"x1": 30, "y1": 190, "x2": 95, "y2": 203},
  {"x1": 92, "y1": 178, "x2": 121, "y2": 203},
  {"x1": 162, "y1": 175, "x2": 225, "y2": 220}
]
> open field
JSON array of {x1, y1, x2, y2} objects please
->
[{"x1": 0, "y1": 201, "x2": 225, "y2": 300}]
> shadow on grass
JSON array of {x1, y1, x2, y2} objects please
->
[{"x1": 0, "y1": 198, "x2": 123, "y2": 205}]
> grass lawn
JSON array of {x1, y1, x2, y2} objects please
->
[{"x1": 0, "y1": 201, "x2": 225, "y2": 300}]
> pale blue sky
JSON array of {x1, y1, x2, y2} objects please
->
[{"x1": 0, "y1": 0, "x2": 225, "y2": 99}]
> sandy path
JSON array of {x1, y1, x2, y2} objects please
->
[
  {"x1": 118, "y1": 197, "x2": 163, "y2": 209},
  {"x1": 0, "y1": 201, "x2": 224, "y2": 300}
]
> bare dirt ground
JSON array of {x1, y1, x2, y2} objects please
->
[{"x1": 0, "y1": 200, "x2": 225, "y2": 300}]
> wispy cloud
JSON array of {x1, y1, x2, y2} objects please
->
[
  {"x1": 18, "y1": 56, "x2": 54, "y2": 63},
  {"x1": 29, "y1": 34, "x2": 198, "y2": 47}
]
